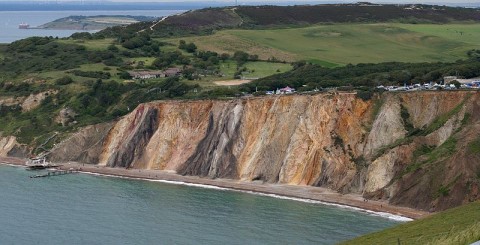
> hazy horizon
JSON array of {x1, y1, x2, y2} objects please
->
[
  {"x1": 0, "y1": 0, "x2": 479, "y2": 3},
  {"x1": 0, "y1": 0, "x2": 479, "y2": 9}
]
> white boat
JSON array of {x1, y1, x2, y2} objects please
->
[
  {"x1": 25, "y1": 157, "x2": 55, "y2": 170},
  {"x1": 18, "y1": 23, "x2": 30, "y2": 29}
]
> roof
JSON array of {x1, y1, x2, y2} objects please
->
[
  {"x1": 280, "y1": 86, "x2": 295, "y2": 91},
  {"x1": 128, "y1": 70, "x2": 164, "y2": 76},
  {"x1": 165, "y1": 67, "x2": 181, "y2": 72}
]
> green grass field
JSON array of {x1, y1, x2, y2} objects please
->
[
  {"x1": 180, "y1": 60, "x2": 291, "y2": 88},
  {"x1": 12, "y1": 22, "x2": 479, "y2": 87},
  {"x1": 126, "y1": 57, "x2": 157, "y2": 67},
  {"x1": 58, "y1": 38, "x2": 115, "y2": 50},
  {"x1": 34, "y1": 63, "x2": 122, "y2": 84},
  {"x1": 167, "y1": 23, "x2": 480, "y2": 67},
  {"x1": 341, "y1": 201, "x2": 480, "y2": 245},
  {"x1": 217, "y1": 60, "x2": 291, "y2": 79}
]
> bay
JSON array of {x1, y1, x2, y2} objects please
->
[
  {"x1": 0, "y1": 10, "x2": 186, "y2": 43},
  {"x1": 0, "y1": 165, "x2": 398, "y2": 244}
]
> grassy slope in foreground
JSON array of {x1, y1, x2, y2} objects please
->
[
  {"x1": 341, "y1": 201, "x2": 480, "y2": 245},
  {"x1": 168, "y1": 23, "x2": 480, "y2": 67}
]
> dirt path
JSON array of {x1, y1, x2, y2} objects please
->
[
  {"x1": 148, "y1": 16, "x2": 167, "y2": 31},
  {"x1": 0, "y1": 157, "x2": 430, "y2": 220},
  {"x1": 214, "y1": 79, "x2": 252, "y2": 86},
  {"x1": 137, "y1": 11, "x2": 187, "y2": 33}
]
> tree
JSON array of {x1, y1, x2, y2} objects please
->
[
  {"x1": 207, "y1": 56, "x2": 219, "y2": 65},
  {"x1": 183, "y1": 67, "x2": 197, "y2": 80},
  {"x1": 161, "y1": 77, "x2": 190, "y2": 98},
  {"x1": 178, "y1": 40, "x2": 187, "y2": 49},
  {"x1": 178, "y1": 40, "x2": 197, "y2": 53},
  {"x1": 55, "y1": 76, "x2": 74, "y2": 85},
  {"x1": 467, "y1": 49, "x2": 480, "y2": 60},
  {"x1": 121, "y1": 36, "x2": 149, "y2": 50},
  {"x1": 292, "y1": 60, "x2": 307, "y2": 69},
  {"x1": 233, "y1": 51, "x2": 249, "y2": 66},
  {"x1": 107, "y1": 44, "x2": 119, "y2": 52},
  {"x1": 450, "y1": 80, "x2": 461, "y2": 89},
  {"x1": 119, "y1": 71, "x2": 132, "y2": 80},
  {"x1": 185, "y1": 43, "x2": 197, "y2": 53},
  {"x1": 152, "y1": 51, "x2": 182, "y2": 69},
  {"x1": 220, "y1": 53, "x2": 230, "y2": 61},
  {"x1": 249, "y1": 54, "x2": 259, "y2": 61},
  {"x1": 70, "y1": 32, "x2": 92, "y2": 40}
]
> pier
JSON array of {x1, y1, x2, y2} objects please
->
[
  {"x1": 30, "y1": 169, "x2": 79, "y2": 178},
  {"x1": 26, "y1": 164, "x2": 59, "y2": 170}
]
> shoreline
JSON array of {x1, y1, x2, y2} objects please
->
[{"x1": 0, "y1": 157, "x2": 429, "y2": 220}]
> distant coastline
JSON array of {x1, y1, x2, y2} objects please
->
[
  {"x1": 35, "y1": 15, "x2": 157, "y2": 31},
  {"x1": 0, "y1": 9, "x2": 185, "y2": 43}
]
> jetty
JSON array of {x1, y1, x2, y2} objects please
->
[{"x1": 30, "y1": 169, "x2": 78, "y2": 178}]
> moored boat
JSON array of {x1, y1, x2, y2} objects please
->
[
  {"x1": 25, "y1": 157, "x2": 58, "y2": 170},
  {"x1": 18, "y1": 23, "x2": 29, "y2": 29}
]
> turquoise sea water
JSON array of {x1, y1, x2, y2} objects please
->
[
  {"x1": 0, "y1": 165, "x2": 398, "y2": 244},
  {"x1": 0, "y1": 10, "x2": 185, "y2": 43}
]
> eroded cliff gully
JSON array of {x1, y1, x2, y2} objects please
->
[{"x1": 3, "y1": 91, "x2": 479, "y2": 211}]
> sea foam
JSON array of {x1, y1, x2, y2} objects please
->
[{"x1": 79, "y1": 170, "x2": 413, "y2": 222}]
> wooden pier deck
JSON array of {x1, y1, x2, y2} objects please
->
[{"x1": 30, "y1": 169, "x2": 79, "y2": 178}]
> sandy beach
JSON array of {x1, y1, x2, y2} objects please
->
[{"x1": 0, "y1": 156, "x2": 429, "y2": 220}]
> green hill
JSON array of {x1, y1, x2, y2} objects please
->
[
  {"x1": 95, "y1": 4, "x2": 480, "y2": 66},
  {"x1": 98, "y1": 4, "x2": 480, "y2": 38},
  {"x1": 341, "y1": 201, "x2": 480, "y2": 245},
  {"x1": 234, "y1": 4, "x2": 480, "y2": 26},
  {"x1": 165, "y1": 23, "x2": 480, "y2": 66}
]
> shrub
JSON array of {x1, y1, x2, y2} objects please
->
[
  {"x1": 438, "y1": 185, "x2": 450, "y2": 197},
  {"x1": 356, "y1": 90, "x2": 373, "y2": 101},
  {"x1": 179, "y1": 40, "x2": 197, "y2": 53},
  {"x1": 233, "y1": 51, "x2": 249, "y2": 66},
  {"x1": 450, "y1": 80, "x2": 461, "y2": 89},
  {"x1": 107, "y1": 44, "x2": 119, "y2": 52},
  {"x1": 118, "y1": 71, "x2": 132, "y2": 80},
  {"x1": 70, "y1": 32, "x2": 93, "y2": 40},
  {"x1": 400, "y1": 104, "x2": 414, "y2": 132},
  {"x1": 467, "y1": 137, "x2": 480, "y2": 154},
  {"x1": 70, "y1": 70, "x2": 111, "y2": 79},
  {"x1": 55, "y1": 76, "x2": 74, "y2": 85}
]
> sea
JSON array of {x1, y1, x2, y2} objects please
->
[
  {"x1": 0, "y1": 9, "x2": 185, "y2": 44},
  {"x1": 0, "y1": 165, "x2": 400, "y2": 244}
]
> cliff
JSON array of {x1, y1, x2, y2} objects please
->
[
  {"x1": 0, "y1": 135, "x2": 28, "y2": 157},
  {"x1": 40, "y1": 91, "x2": 480, "y2": 211}
]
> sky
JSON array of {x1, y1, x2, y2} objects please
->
[
  {"x1": 0, "y1": 0, "x2": 477, "y2": 2},
  {"x1": 0, "y1": 0, "x2": 478, "y2": 7}
]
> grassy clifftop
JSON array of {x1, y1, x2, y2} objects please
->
[
  {"x1": 341, "y1": 201, "x2": 480, "y2": 245},
  {"x1": 169, "y1": 23, "x2": 480, "y2": 66}
]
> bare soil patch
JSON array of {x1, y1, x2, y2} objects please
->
[{"x1": 214, "y1": 79, "x2": 252, "y2": 86}]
